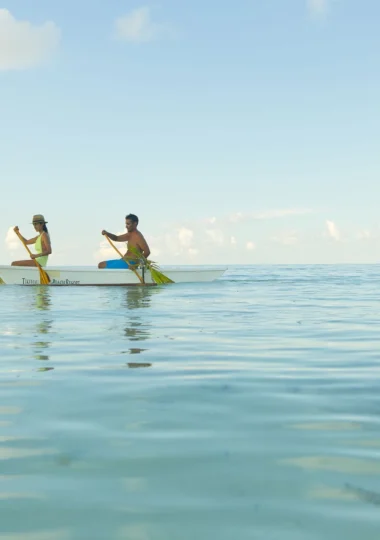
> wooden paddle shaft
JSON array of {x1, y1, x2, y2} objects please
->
[
  {"x1": 104, "y1": 235, "x2": 144, "y2": 284},
  {"x1": 14, "y1": 229, "x2": 45, "y2": 271},
  {"x1": 15, "y1": 230, "x2": 34, "y2": 258}
]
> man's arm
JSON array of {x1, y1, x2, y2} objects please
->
[
  {"x1": 102, "y1": 230, "x2": 130, "y2": 242},
  {"x1": 137, "y1": 234, "x2": 151, "y2": 259}
]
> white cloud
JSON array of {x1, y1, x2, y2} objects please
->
[
  {"x1": 141, "y1": 208, "x2": 312, "y2": 263},
  {"x1": 356, "y1": 230, "x2": 375, "y2": 240},
  {"x1": 95, "y1": 242, "x2": 114, "y2": 262},
  {"x1": 177, "y1": 227, "x2": 193, "y2": 248},
  {"x1": 206, "y1": 229, "x2": 224, "y2": 246},
  {"x1": 228, "y1": 208, "x2": 312, "y2": 223},
  {"x1": 188, "y1": 248, "x2": 199, "y2": 257},
  {"x1": 114, "y1": 7, "x2": 167, "y2": 43},
  {"x1": 5, "y1": 227, "x2": 20, "y2": 252},
  {"x1": 144, "y1": 234, "x2": 163, "y2": 259},
  {"x1": 0, "y1": 9, "x2": 60, "y2": 71},
  {"x1": 159, "y1": 227, "x2": 196, "y2": 258},
  {"x1": 150, "y1": 246, "x2": 161, "y2": 258},
  {"x1": 254, "y1": 208, "x2": 312, "y2": 220},
  {"x1": 229, "y1": 212, "x2": 244, "y2": 223},
  {"x1": 271, "y1": 230, "x2": 298, "y2": 246},
  {"x1": 137, "y1": 225, "x2": 224, "y2": 263},
  {"x1": 326, "y1": 220, "x2": 340, "y2": 241},
  {"x1": 94, "y1": 232, "x2": 126, "y2": 261},
  {"x1": 307, "y1": 0, "x2": 329, "y2": 17}
]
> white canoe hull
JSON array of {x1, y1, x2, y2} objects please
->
[{"x1": 0, "y1": 265, "x2": 227, "y2": 286}]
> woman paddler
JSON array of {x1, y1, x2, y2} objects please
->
[{"x1": 11, "y1": 214, "x2": 52, "y2": 267}]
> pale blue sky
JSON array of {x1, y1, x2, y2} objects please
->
[{"x1": 1, "y1": 0, "x2": 379, "y2": 265}]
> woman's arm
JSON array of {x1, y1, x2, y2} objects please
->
[
  {"x1": 25, "y1": 236, "x2": 39, "y2": 245},
  {"x1": 13, "y1": 227, "x2": 38, "y2": 245}
]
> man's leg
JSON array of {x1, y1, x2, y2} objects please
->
[{"x1": 98, "y1": 259, "x2": 131, "y2": 269}]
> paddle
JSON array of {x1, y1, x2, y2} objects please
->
[
  {"x1": 104, "y1": 235, "x2": 173, "y2": 284},
  {"x1": 127, "y1": 244, "x2": 174, "y2": 284},
  {"x1": 104, "y1": 235, "x2": 145, "y2": 284},
  {"x1": 14, "y1": 229, "x2": 50, "y2": 285}
]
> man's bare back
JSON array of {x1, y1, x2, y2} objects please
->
[
  {"x1": 98, "y1": 214, "x2": 150, "y2": 269},
  {"x1": 124, "y1": 230, "x2": 150, "y2": 259}
]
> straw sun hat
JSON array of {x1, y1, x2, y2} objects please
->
[{"x1": 31, "y1": 214, "x2": 48, "y2": 224}]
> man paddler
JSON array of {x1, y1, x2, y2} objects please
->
[{"x1": 98, "y1": 213, "x2": 151, "y2": 269}]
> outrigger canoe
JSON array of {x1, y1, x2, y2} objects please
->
[{"x1": 0, "y1": 265, "x2": 227, "y2": 286}]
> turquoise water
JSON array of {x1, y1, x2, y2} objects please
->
[{"x1": 1, "y1": 265, "x2": 380, "y2": 540}]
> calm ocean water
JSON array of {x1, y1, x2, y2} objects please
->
[{"x1": 1, "y1": 265, "x2": 380, "y2": 540}]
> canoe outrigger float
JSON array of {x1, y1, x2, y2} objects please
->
[{"x1": 0, "y1": 265, "x2": 227, "y2": 286}]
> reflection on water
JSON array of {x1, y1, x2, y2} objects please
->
[
  {"x1": 308, "y1": 485, "x2": 358, "y2": 502},
  {"x1": 0, "y1": 446, "x2": 57, "y2": 460},
  {"x1": 344, "y1": 483, "x2": 380, "y2": 507},
  {"x1": 127, "y1": 362, "x2": 152, "y2": 368},
  {"x1": 281, "y1": 455, "x2": 380, "y2": 474},
  {"x1": 124, "y1": 323, "x2": 150, "y2": 342},
  {"x1": 310, "y1": 483, "x2": 380, "y2": 507},
  {"x1": 33, "y1": 319, "x2": 52, "y2": 362},
  {"x1": 99, "y1": 287, "x2": 157, "y2": 366},
  {"x1": 34, "y1": 287, "x2": 51, "y2": 311},
  {"x1": 2, "y1": 266, "x2": 380, "y2": 539},
  {"x1": 32, "y1": 287, "x2": 53, "y2": 370},
  {"x1": 121, "y1": 288, "x2": 157, "y2": 365},
  {"x1": 0, "y1": 530, "x2": 70, "y2": 540},
  {"x1": 290, "y1": 421, "x2": 362, "y2": 431},
  {"x1": 0, "y1": 491, "x2": 45, "y2": 501},
  {"x1": 0, "y1": 407, "x2": 22, "y2": 415},
  {"x1": 122, "y1": 285, "x2": 161, "y2": 310}
]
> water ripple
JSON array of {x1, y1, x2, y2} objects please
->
[{"x1": 1, "y1": 266, "x2": 380, "y2": 539}]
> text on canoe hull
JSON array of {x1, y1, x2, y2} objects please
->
[{"x1": 21, "y1": 278, "x2": 80, "y2": 285}]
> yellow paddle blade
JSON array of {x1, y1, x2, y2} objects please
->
[
  {"x1": 38, "y1": 265, "x2": 51, "y2": 285},
  {"x1": 150, "y1": 267, "x2": 174, "y2": 284},
  {"x1": 127, "y1": 245, "x2": 174, "y2": 284}
]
